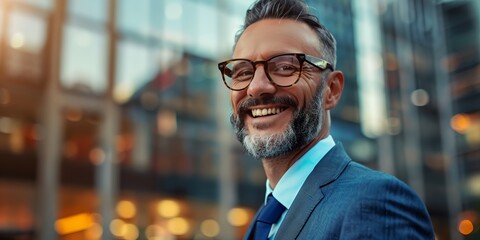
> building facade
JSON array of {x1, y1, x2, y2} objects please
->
[{"x1": 360, "y1": 0, "x2": 480, "y2": 239}]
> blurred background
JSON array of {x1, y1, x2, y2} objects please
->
[{"x1": 0, "y1": 0, "x2": 479, "y2": 239}]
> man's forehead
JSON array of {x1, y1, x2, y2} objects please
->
[{"x1": 233, "y1": 19, "x2": 321, "y2": 59}]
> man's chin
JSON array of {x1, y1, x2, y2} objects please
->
[{"x1": 242, "y1": 128, "x2": 296, "y2": 159}]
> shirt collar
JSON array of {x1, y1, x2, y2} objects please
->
[{"x1": 265, "y1": 135, "x2": 335, "y2": 208}]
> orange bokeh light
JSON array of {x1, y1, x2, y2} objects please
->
[
  {"x1": 451, "y1": 113, "x2": 471, "y2": 133},
  {"x1": 458, "y1": 219, "x2": 474, "y2": 235}
]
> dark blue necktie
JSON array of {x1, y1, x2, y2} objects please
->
[{"x1": 253, "y1": 194, "x2": 286, "y2": 240}]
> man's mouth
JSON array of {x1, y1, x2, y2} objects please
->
[{"x1": 251, "y1": 107, "x2": 287, "y2": 117}]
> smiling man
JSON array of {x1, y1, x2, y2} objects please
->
[{"x1": 217, "y1": 0, "x2": 435, "y2": 239}]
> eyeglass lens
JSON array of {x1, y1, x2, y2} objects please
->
[{"x1": 223, "y1": 55, "x2": 302, "y2": 90}]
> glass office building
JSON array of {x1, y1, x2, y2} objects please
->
[
  {"x1": 0, "y1": 0, "x2": 367, "y2": 239},
  {"x1": 353, "y1": 0, "x2": 480, "y2": 239},
  {"x1": 0, "y1": 1, "x2": 261, "y2": 239}
]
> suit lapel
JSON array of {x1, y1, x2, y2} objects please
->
[
  {"x1": 243, "y1": 205, "x2": 264, "y2": 240},
  {"x1": 276, "y1": 144, "x2": 351, "y2": 239}
]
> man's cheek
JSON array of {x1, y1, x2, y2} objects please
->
[{"x1": 231, "y1": 102, "x2": 241, "y2": 115}]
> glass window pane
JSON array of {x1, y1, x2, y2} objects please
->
[
  {"x1": 160, "y1": 0, "x2": 184, "y2": 45},
  {"x1": 182, "y1": 0, "x2": 196, "y2": 49},
  {"x1": 8, "y1": 10, "x2": 46, "y2": 54},
  {"x1": 208, "y1": 0, "x2": 255, "y2": 56},
  {"x1": 117, "y1": 0, "x2": 151, "y2": 35},
  {"x1": 114, "y1": 40, "x2": 150, "y2": 103},
  {"x1": 114, "y1": 40, "x2": 181, "y2": 104},
  {"x1": 14, "y1": 0, "x2": 53, "y2": 10},
  {"x1": 193, "y1": 3, "x2": 218, "y2": 58},
  {"x1": 61, "y1": 24, "x2": 107, "y2": 94},
  {"x1": 5, "y1": 10, "x2": 47, "y2": 82},
  {"x1": 152, "y1": 46, "x2": 183, "y2": 71},
  {"x1": 67, "y1": 0, "x2": 108, "y2": 23}
]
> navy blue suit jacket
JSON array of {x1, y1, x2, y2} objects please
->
[{"x1": 244, "y1": 144, "x2": 435, "y2": 239}]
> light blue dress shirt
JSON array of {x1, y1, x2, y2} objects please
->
[{"x1": 265, "y1": 135, "x2": 335, "y2": 239}]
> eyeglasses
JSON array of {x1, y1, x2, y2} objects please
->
[{"x1": 217, "y1": 53, "x2": 333, "y2": 91}]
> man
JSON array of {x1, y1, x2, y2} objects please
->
[{"x1": 217, "y1": 0, "x2": 435, "y2": 239}]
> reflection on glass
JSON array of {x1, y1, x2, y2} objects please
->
[
  {"x1": 218, "y1": 10, "x2": 244, "y2": 55},
  {"x1": 191, "y1": 3, "x2": 218, "y2": 58},
  {"x1": 8, "y1": 11, "x2": 46, "y2": 54},
  {"x1": 68, "y1": 0, "x2": 107, "y2": 23},
  {"x1": 114, "y1": 40, "x2": 150, "y2": 103},
  {"x1": 117, "y1": 0, "x2": 151, "y2": 35},
  {"x1": 6, "y1": 10, "x2": 46, "y2": 81},
  {"x1": 165, "y1": 1, "x2": 182, "y2": 21},
  {"x1": 61, "y1": 24, "x2": 107, "y2": 94},
  {"x1": 162, "y1": 0, "x2": 184, "y2": 45},
  {"x1": 114, "y1": 40, "x2": 181, "y2": 103}
]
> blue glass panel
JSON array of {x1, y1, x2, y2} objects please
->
[
  {"x1": 115, "y1": 40, "x2": 184, "y2": 103},
  {"x1": 68, "y1": 0, "x2": 107, "y2": 24},
  {"x1": 114, "y1": 40, "x2": 151, "y2": 103},
  {"x1": 61, "y1": 25, "x2": 107, "y2": 94},
  {"x1": 117, "y1": 0, "x2": 151, "y2": 35}
]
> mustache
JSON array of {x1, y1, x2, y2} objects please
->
[{"x1": 237, "y1": 95, "x2": 297, "y2": 116}]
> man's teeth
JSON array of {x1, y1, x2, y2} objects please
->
[{"x1": 251, "y1": 108, "x2": 283, "y2": 117}]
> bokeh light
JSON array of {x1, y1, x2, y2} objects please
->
[
  {"x1": 157, "y1": 200, "x2": 181, "y2": 218},
  {"x1": 228, "y1": 208, "x2": 250, "y2": 227},
  {"x1": 458, "y1": 219, "x2": 474, "y2": 235},
  {"x1": 451, "y1": 113, "x2": 471, "y2": 133},
  {"x1": 200, "y1": 219, "x2": 220, "y2": 238},
  {"x1": 116, "y1": 200, "x2": 136, "y2": 219},
  {"x1": 166, "y1": 217, "x2": 190, "y2": 236}
]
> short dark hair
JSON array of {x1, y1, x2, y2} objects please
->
[{"x1": 234, "y1": 0, "x2": 337, "y2": 68}]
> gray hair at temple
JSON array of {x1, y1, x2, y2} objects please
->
[{"x1": 234, "y1": 0, "x2": 337, "y2": 69}]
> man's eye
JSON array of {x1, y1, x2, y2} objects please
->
[
  {"x1": 271, "y1": 64, "x2": 298, "y2": 76},
  {"x1": 233, "y1": 70, "x2": 254, "y2": 81},
  {"x1": 277, "y1": 65, "x2": 295, "y2": 71}
]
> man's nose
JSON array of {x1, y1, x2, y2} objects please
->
[{"x1": 246, "y1": 66, "x2": 277, "y2": 98}]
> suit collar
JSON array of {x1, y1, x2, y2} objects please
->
[
  {"x1": 267, "y1": 135, "x2": 335, "y2": 209},
  {"x1": 275, "y1": 143, "x2": 351, "y2": 239}
]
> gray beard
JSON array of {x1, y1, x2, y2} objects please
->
[{"x1": 230, "y1": 85, "x2": 324, "y2": 159}]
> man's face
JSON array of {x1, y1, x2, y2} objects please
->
[{"x1": 229, "y1": 19, "x2": 328, "y2": 159}]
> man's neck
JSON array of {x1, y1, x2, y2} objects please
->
[{"x1": 262, "y1": 134, "x2": 325, "y2": 189}]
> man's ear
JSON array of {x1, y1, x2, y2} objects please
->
[{"x1": 324, "y1": 71, "x2": 344, "y2": 110}]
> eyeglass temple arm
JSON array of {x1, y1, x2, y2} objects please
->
[{"x1": 305, "y1": 56, "x2": 334, "y2": 71}]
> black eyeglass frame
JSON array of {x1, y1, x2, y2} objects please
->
[{"x1": 217, "y1": 53, "x2": 334, "y2": 91}]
